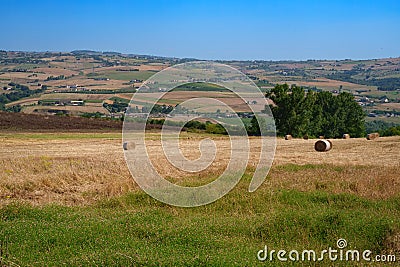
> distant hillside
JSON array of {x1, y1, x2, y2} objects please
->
[{"x1": 1, "y1": 50, "x2": 399, "y2": 124}]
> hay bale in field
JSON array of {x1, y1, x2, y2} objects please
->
[
  {"x1": 319, "y1": 135, "x2": 325, "y2": 139},
  {"x1": 314, "y1": 139, "x2": 332, "y2": 152},
  {"x1": 343, "y1": 134, "x2": 350, "y2": 139},
  {"x1": 123, "y1": 141, "x2": 135, "y2": 150},
  {"x1": 285, "y1": 134, "x2": 292, "y2": 140},
  {"x1": 327, "y1": 139, "x2": 332, "y2": 148},
  {"x1": 303, "y1": 135, "x2": 309, "y2": 140},
  {"x1": 367, "y1": 133, "x2": 379, "y2": 140}
]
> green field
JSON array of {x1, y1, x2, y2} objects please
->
[
  {"x1": 173, "y1": 82, "x2": 230, "y2": 92},
  {"x1": 101, "y1": 71, "x2": 157, "y2": 81},
  {"x1": 1, "y1": 175, "x2": 399, "y2": 266}
]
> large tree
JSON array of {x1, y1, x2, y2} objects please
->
[{"x1": 266, "y1": 84, "x2": 365, "y2": 138}]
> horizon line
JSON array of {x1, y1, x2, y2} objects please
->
[{"x1": 2, "y1": 49, "x2": 400, "y2": 62}]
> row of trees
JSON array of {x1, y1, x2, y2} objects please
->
[
  {"x1": 146, "y1": 119, "x2": 228, "y2": 135},
  {"x1": 266, "y1": 84, "x2": 365, "y2": 138},
  {"x1": 379, "y1": 125, "x2": 400, "y2": 136},
  {"x1": 0, "y1": 84, "x2": 46, "y2": 111}
]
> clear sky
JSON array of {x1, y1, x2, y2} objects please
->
[{"x1": 2, "y1": 0, "x2": 399, "y2": 60}]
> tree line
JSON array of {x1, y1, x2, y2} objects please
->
[
  {"x1": 327, "y1": 70, "x2": 400, "y2": 91},
  {"x1": 266, "y1": 84, "x2": 365, "y2": 138}
]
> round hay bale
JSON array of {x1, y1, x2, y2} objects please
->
[
  {"x1": 343, "y1": 134, "x2": 350, "y2": 139},
  {"x1": 327, "y1": 139, "x2": 332, "y2": 148},
  {"x1": 303, "y1": 135, "x2": 309, "y2": 140},
  {"x1": 367, "y1": 133, "x2": 379, "y2": 140},
  {"x1": 314, "y1": 139, "x2": 332, "y2": 152},
  {"x1": 123, "y1": 141, "x2": 135, "y2": 150},
  {"x1": 319, "y1": 135, "x2": 325, "y2": 139},
  {"x1": 285, "y1": 134, "x2": 292, "y2": 140}
]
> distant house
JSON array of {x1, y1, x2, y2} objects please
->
[
  {"x1": 110, "y1": 113, "x2": 123, "y2": 119},
  {"x1": 70, "y1": 100, "x2": 84, "y2": 106},
  {"x1": 66, "y1": 84, "x2": 78, "y2": 89}
]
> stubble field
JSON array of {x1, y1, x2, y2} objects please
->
[{"x1": 1, "y1": 133, "x2": 399, "y2": 205}]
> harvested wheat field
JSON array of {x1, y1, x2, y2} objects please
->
[{"x1": 1, "y1": 132, "x2": 399, "y2": 206}]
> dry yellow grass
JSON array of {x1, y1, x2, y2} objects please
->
[
  {"x1": 33, "y1": 67, "x2": 80, "y2": 76},
  {"x1": 86, "y1": 64, "x2": 166, "y2": 73},
  {"x1": 4, "y1": 97, "x2": 40, "y2": 107},
  {"x1": 0, "y1": 133, "x2": 399, "y2": 206},
  {"x1": 380, "y1": 102, "x2": 400, "y2": 110},
  {"x1": 0, "y1": 72, "x2": 49, "y2": 81},
  {"x1": 43, "y1": 76, "x2": 127, "y2": 90},
  {"x1": 22, "y1": 105, "x2": 109, "y2": 114},
  {"x1": 40, "y1": 93, "x2": 112, "y2": 101}
]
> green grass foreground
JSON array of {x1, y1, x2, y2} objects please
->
[{"x1": 1, "y1": 186, "x2": 399, "y2": 266}]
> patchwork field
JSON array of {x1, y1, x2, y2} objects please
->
[
  {"x1": 2, "y1": 52, "x2": 400, "y2": 122},
  {"x1": 0, "y1": 132, "x2": 399, "y2": 266}
]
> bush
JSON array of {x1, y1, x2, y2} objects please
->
[{"x1": 205, "y1": 123, "x2": 227, "y2": 135}]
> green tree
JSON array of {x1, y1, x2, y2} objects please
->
[
  {"x1": 205, "y1": 123, "x2": 227, "y2": 135},
  {"x1": 266, "y1": 84, "x2": 365, "y2": 138},
  {"x1": 335, "y1": 92, "x2": 365, "y2": 137},
  {"x1": 248, "y1": 116, "x2": 261, "y2": 136},
  {"x1": 266, "y1": 84, "x2": 312, "y2": 137}
]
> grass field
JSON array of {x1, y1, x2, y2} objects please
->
[{"x1": 0, "y1": 133, "x2": 399, "y2": 266}]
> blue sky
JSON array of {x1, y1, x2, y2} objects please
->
[{"x1": 2, "y1": 0, "x2": 400, "y2": 60}]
